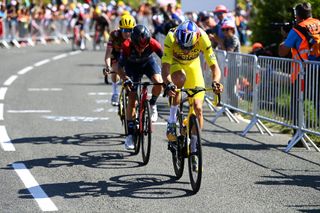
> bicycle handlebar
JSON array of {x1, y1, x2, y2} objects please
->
[
  {"x1": 164, "y1": 86, "x2": 221, "y2": 104},
  {"x1": 102, "y1": 68, "x2": 116, "y2": 74}
]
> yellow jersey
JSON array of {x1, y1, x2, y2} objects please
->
[{"x1": 162, "y1": 28, "x2": 217, "y2": 66}]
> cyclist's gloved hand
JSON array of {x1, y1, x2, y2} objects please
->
[
  {"x1": 103, "y1": 66, "x2": 112, "y2": 76},
  {"x1": 163, "y1": 82, "x2": 176, "y2": 97},
  {"x1": 212, "y1": 81, "x2": 224, "y2": 94}
]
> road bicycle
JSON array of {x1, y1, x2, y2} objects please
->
[
  {"x1": 167, "y1": 87, "x2": 220, "y2": 194},
  {"x1": 128, "y1": 81, "x2": 163, "y2": 165},
  {"x1": 102, "y1": 68, "x2": 129, "y2": 136}
]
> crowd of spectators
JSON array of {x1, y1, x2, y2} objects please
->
[{"x1": 0, "y1": 0, "x2": 254, "y2": 51}]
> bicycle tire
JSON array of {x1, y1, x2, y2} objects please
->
[
  {"x1": 171, "y1": 108, "x2": 184, "y2": 179},
  {"x1": 141, "y1": 101, "x2": 151, "y2": 165},
  {"x1": 118, "y1": 88, "x2": 128, "y2": 135},
  {"x1": 133, "y1": 94, "x2": 140, "y2": 155},
  {"x1": 188, "y1": 114, "x2": 202, "y2": 194},
  {"x1": 104, "y1": 75, "x2": 109, "y2": 84}
]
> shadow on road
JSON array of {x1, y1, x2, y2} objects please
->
[
  {"x1": 17, "y1": 174, "x2": 193, "y2": 199},
  {"x1": 11, "y1": 132, "x2": 124, "y2": 147},
  {"x1": 5, "y1": 149, "x2": 143, "y2": 170}
]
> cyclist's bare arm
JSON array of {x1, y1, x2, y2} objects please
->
[
  {"x1": 161, "y1": 62, "x2": 172, "y2": 84},
  {"x1": 104, "y1": 45, "x2": 113, "y2": 68},
  {"x1": 209, "y1": 63, "x2": 221, "y2": 83}
]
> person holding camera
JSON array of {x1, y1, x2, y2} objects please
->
[{"x1": 279, "y1": 2, "x2": 320, "y2": 147}]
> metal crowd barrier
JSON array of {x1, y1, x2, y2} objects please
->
[
  {"x1": 202, "y1": 51, "x2": 320, "y2": 153},
  {"x1": 0, "y1": 16, "x2": 95, "y2": 49}
]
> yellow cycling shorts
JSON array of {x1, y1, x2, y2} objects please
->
[{"x1": 170, "y1": 57, "x2": 205, "y2": 100}]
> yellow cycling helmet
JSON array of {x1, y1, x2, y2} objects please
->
[
  {"x1": 119, "y1": 15, "x2": 136, "y2": 29},
  {"x1": 122, "y1": 10, "x2": 130, "y2": 16},
  {"x1": 95, "y1": 7, "x2": 101, "y2": 15}
]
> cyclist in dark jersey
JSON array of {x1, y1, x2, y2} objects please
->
[
  {"x1": 104, "y1": 14, "x2": 135, "y2": 106},
  {"x1": 118, "y1": 24, "x2": 163, "y2": 150}
]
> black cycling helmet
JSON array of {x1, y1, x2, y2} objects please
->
[{"x1": 131, "y1": 25, "x2": 151, "y2": 48}]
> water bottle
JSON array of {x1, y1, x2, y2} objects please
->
[{"x1": 181, "y1": 118, "x2": 187, "y2": 136}]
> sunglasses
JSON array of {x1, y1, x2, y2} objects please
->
[
  {"x1": 222, "y1": 28, "x2": 232, "y2": 32},
  {"x1": 120, "y1": 28, "x2": 132, "y2": 33},
  {"x1": 214, "y1": 12, "x2": 224, "y2": 16}
]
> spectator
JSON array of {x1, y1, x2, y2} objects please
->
[
  {"x1": 136, "y1": 3, "x2": 154, "y2": 34},
  {"x1": 213, "y1": 20, "x2": 240, "y2": 52},
  {"x1": 250, "y1": 42, "x2": 274, "y2": 56},
  {"x1": 279, "y1": 2, "x2": 320, "y2": 147},
  {"x1": 213, "y1": 4, "x2": 238, "y2": 41}
]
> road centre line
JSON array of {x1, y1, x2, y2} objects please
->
[
  {"x1": 0, "y1": 87, "x2": 8, "y2": 100},
  {"x1": 34, "y1": 59, "x2": 50, "y2": 67},
  {"x1": 17, "y1": 66, "x2": 33, "y2": 75},
  {"x1": 152, "y1": 122, "x2": 167, "y2": 125},
  {"x1": 52, "y1": 53, "x2": 67, "y2": 60},
  {"x1": 7, "y1": 110, "x2": 51, "y2": 113},
  {"x1": 28, "y1": 88, "x2": 63, "y2": 91},
  {"x1": 4, "y1": 75, "x2": 18, "y2": 86},
  {"x1": 0, "y1": 126, "x2": 15, "y2": 151},
  {"x1": 12, "y1": 163, "x2": 58, "y2": 212}
]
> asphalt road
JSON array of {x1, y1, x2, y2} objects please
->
[{"x1": 0, "y1": 43, "x2": 319, "y2": 212}]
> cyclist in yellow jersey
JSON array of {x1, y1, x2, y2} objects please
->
[{"x1": 162, "y1": 20, "x2": 223, "y2": 143}]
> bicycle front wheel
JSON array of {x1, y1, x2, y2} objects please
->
[
  {"x1": 118, "y1": 89, "x2": 128, "y2": 135},
  {"x1": 188, "y1": 114, "x2": 202, "y2": 194},
  {"x1": 133, "y1": 94, "x2": 140, "y2": 155},
  {"x1": 172, "y1": 108, "x2": 184, "y2": 179},
  {"x1": 141, "y1": 101, "x2": 152, "y2": 165}
]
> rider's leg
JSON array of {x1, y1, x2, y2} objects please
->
[
  {"x1": 111, "y1": 62, "x2": 120, "y2": 105},
  {"x1": 125, "y1": 90, "x2": 136, "y2": 150},
  {"x1": 145, "y1": 58, "x2": 163, "y2": 122},
  {"x1": 166, "y1": 70, "x2": 186, "y2": 141},
  {"x1": 169, "y1": 70, "x2": 186, "y2": 123},
  {"x1": 80, "y1": 26, "x2": 85, "y2": 49}
]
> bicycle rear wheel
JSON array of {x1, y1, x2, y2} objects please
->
[
  {"x1": 118, "y1": 88, "x2": 128, "y2": 135},
  {"x1": 141, "y1": 101, "x2": 151, "y2": 165},
  {"x1": 171, "y1": 108, "x2": 184, "y2": 179},
  {"x1": 188, "y1": 114, "x2": 202, "y2": 194}
]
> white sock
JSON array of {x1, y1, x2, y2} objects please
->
[
  {"x1": 168, "y1": 105, "x2": 178, "y2": 123},
  {"x1": 112, "y1": 82, "x2": 118, "y2": 95}
]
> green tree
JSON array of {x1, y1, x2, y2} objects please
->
[{"x1": 249, "y1": 0, "x2": 320, "y2": 52}]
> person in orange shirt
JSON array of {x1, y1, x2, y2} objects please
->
[{"x1": 279, "y1": 2, "x2": 320, "y2": 146}]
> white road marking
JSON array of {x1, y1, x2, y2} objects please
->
[
  {"x1": 17, "y1": 66, "x2": 33, "y2": 75},
  {"x1": 94, "y1": 108, "x2": 104, "y2": 112},
  {"x1": 12, "y1": 163, "x2": 58, "y2": 212},
  {"x1": 7, "y1": 110, "x2": 51, "y2": 113},
  {"x1": 0, "y1": 87, "x2": 8, "y2": 100},
  {"x1": 0, "y1": 103, "x2": 3, "y2": 120},
  {"x1": 52, "y1": 53, "x2": 67, "y2": 60},
  {"x1": 69, "y1": 50, "x2": 81, "y2": 55},
  {"x1": 34, "y1": 59, "x2": 50, "y2": 67},
  {"x1": 28, "y1": 88, "x2": 63, "y2": 91},
  {"x1": 152, "y1": 122, "x2": 167, "y2": 125},
  {"x1": 4, "y1": 75, "x2": 18, "y2": 86},
  {"x1": 0, "y1": 125, "x2": 15, "y2": 151},
  {"x1": 43, "y1": 115, "x2": 109, "y2": 122},
  {"x1": 96, "y1": 99, "x2": 109, "y2": 104},
  {"x1": 88, "y1": 92, "x2": 113, "y2": 96},
  {"x1": 107, "y1": 108, "x2": 118, "y2": 113}
]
